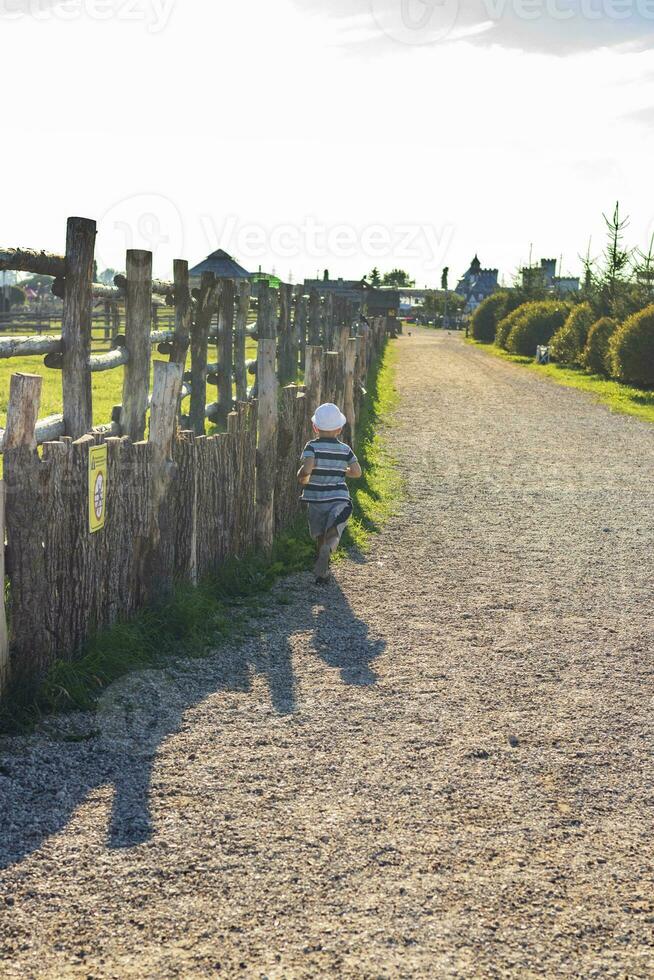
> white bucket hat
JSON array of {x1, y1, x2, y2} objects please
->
[{"x1": 312, "y1": 402, "x2": 347, "y2": 430}]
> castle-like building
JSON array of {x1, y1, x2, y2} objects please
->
[{"x1": 456, "y1": 255, "x2": 499, "y2": 313}]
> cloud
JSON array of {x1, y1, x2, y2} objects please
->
[{"x1": 296, "y1": 0, "x2": 654, "y2": 54}]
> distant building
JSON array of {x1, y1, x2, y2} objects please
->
[
  {"x1": 456, "y1": 255, "x2": 499, "y2": 313},
  {"x1": 521, "y1": 258, "x2": 580, "y2": 295},
  {"x1": 188, "y1": 248, "x2": 250, "y2": 284},
  {"x1": 301, "y1": 275, "x2": 399, "y2": 317}
]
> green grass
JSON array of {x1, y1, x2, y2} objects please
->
[
  {"x1": 468, "y1": 339, "x2": 654, "y2": 425},
  {"x1": 0, "y1": 341, "x2": 401, "y2": 733}
]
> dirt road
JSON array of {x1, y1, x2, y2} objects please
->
[{"x1": 1, "y1": 330, "x2": 653, "y2": 978}]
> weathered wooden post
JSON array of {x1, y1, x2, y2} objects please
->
[
  {"x1": 217, "y1": 278, "x2": 235, "y2": 426},
  {"x1": 62, "y1": 216, "x2": 95, "y2": 439},
  {"x1": 121, "y1": 249, "x2": 153, "y2": 441},
  {"x1": 255, "y1": 337, "x2": 278, "y2": 554},
  {"x1": 278, "y1": 283, "x2": 297, "y2": 383},
  {"x1": 321, "y1": 351, "x2": 342, "y2": 407},
  {"x1": 304, "y1": 345, "x2": 322, "y2": 422},
  {"x1": 0, "y1": 480, "x2": 7, "y2": 700},
  {"x1": 234, "y1": 279, "x2": 251, "y2": 401},
  {"x1": 308, "y1": 288, "x2": 321, "y2": 346},
  {"x1": 148, "y1": 360, "x2": 184, "y2": 596},
  {"x1": 3, "y1": 373, "x2": 45, "y2": 694},
  {"x1": 170, "y1": 259, "x2": 192, "y2": 365},
  {"x1": 295, "y1": 289, "x2": 308, "y2": 371},
  {"x1": 189, "y1": 273, "x2": 220, "y2": 435},
  {"x1": 343, "y1": 337, "x2": 357, "y2": 446},
  {"x1": 323, "y1": 292, "x2": 334, "y2": 349}
]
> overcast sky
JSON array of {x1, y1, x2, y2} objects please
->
[{"x1": 3, "y1": 0, "x2": 654, "y2": 285}]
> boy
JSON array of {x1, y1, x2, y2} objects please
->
[{"x1": 297, "y1": 402, "x2": 362, "y2": 584}]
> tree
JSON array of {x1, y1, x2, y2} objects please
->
[
  {"x1": 368, "y1": 267, "x2": 381, "y2": 287},
  {"x1": 381, "y1": 269, "x2": 415, "y2": 287},
  {"x1": 441, "y1": 267, "x2": 449, "y2": 291},
  {"x1": 98, "y1": 268, "x2": 119, "y2": 285}
]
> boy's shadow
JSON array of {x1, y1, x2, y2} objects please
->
[{"x1": 0, "y1": 577, "x2": 384, "y2": 864}]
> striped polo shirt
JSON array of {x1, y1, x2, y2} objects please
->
[{"x1": 301, "y1": 437, "x2": 358, "y2": 503}]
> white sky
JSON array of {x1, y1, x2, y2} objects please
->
[{"x1": 3, "y1": 0, "x2": 654, "y2": 285}]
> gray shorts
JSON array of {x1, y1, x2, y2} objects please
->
[{"x1": 306, "y1": 499, "x2": 353, "y2": 543}]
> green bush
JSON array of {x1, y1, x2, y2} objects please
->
[
  {"x1": 608, "y1": 304, "x2": 654, "y2": 385},
  {"x1": 581, "y1": 317, "x2": 617, "y2": 375},
  {"x1": 549, "y1": 302, "x2": 594, "y2": 365},
  {"x1": 470, "y1": 291, "x2": 510, "y2": 343},
  {"x1": 504, "y1": 301, "x2": 570, "y2": 356},
  {"x1": 495, "y1": 305, "x2": 526, "y2": 349}
]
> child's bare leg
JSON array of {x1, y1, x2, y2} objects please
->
[{"x1": 325, "y1": 527, "x2": 339, "y2": 553}]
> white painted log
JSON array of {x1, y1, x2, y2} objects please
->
[{"x1": 0, "y1": 335, "x2": 62, "y2": 359}]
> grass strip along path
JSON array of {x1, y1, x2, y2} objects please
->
[
  {"x1": 469, "y1": 336, "x2": 654, "y2": 425},
  {"x1": 1, "y1": 329, "x2": 653, "y2": 978}
]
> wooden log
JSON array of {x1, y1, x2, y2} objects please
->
[
  {"x1": 3, "y1": 375, "x2": 48, "y2": 693},
  {"x1": 0, "y1": 246, "x2": 65, "y2": 278},
  {"x1": 274, "y1": 385, "x2": 304, "y2": 534},
  {"x1": 308, "y1": 288, "x2": 321, "y2": 346},
  {"x1": 0, "y1": 334, "x2": 62, "y2": 359},
  {"x1": 217, "y1": 278, "x2": 235, "y2": 427},
  {"x1": 150, "y1": 329, "x2": 175, "y2": 345},
  {"x1": 111, "y1": 302, "x2": 121, "y2": 339},
  {"x1": 62, "y1": 216, "x2": 96, "y2": 438},
  {"x1": 4, "y1": 373, "x2": 42, "y2": 451},
  {"x1": 295, "y1": 290, "x2": 307, "y2": 371},
  {"x1": 304, "y1": 345, "x2": 322, "y2": 426},
  {"x1": 173, "y1": 430, "x2": 198, "y2": 584},
  {"x1": 323, "y1": 292, "x2": 334, "y2": 350},
  {"x1": 234, "y1": 279, "x2": 251, "y2": 402},
  {"x1": 343, "y1": 337, "x2": 357, "y2": 446},
  {"x1": 114, "y1": 273, "x2": 174, "y2": 298},
  {"x1": 0, "y1": 482, "x2": 8, "y2": 700},
  {"x1": 278, "y1": 283, "x2": 294, "y2": 384},
  {"x1": 148, "y1": 360, "x2": 184, "y2": 597},
  {"x1": 321, "y1": 351, "x2": 343, "y2": 408},
  {"x1": 170, "y1": 259, "x2": 192, "y2": 365},
  {"x1": 121, "y1": 249, "x2": 153, "y2": 441},
  {"x1": 189, "y1": 273, "x2": 221, "y2": 435},
  {"x1": 255, "y1": 337, "x2": 278, "y2": 555},
  {"x1": 52, "y1": 277, "x2": 124, "y2": 302},
  {"x1": 257, "y1": 282, "x2": 278, "y2": 341}
]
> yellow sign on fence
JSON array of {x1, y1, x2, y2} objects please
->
[{"x1": 88, "y1": 444, "x2": 108, "y2": 533}]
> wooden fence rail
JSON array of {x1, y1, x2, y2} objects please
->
[{"x1": 0, "y1": 213, "x2": 392, "y2": 706}]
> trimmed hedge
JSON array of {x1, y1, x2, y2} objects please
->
[
  {"x1": 581, "y1": 317, "x2": 617, "y2": 376},
  {"x1": 608, "y1": 304, "x2": 654, "y2": 385},
  {"x1": 470, "y1": 291, "x2": 510, "y2": 343},
  {"x1": 504, "y1": 301, "x2": 570, "y2": 356},
  {"x1": 549, "y1": 302, "x2": 594, "y2": 366},
  {"x1": 495, "y1": 305, "x2": 526, "y2": 349}
]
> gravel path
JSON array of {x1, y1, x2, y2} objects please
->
[{"x1": 1, "y1": 330, "x2": 653, "y2": 978}]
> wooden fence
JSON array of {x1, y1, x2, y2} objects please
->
[{"x1": 0, "y1": 215, "x2": 390, "y2": 703}]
